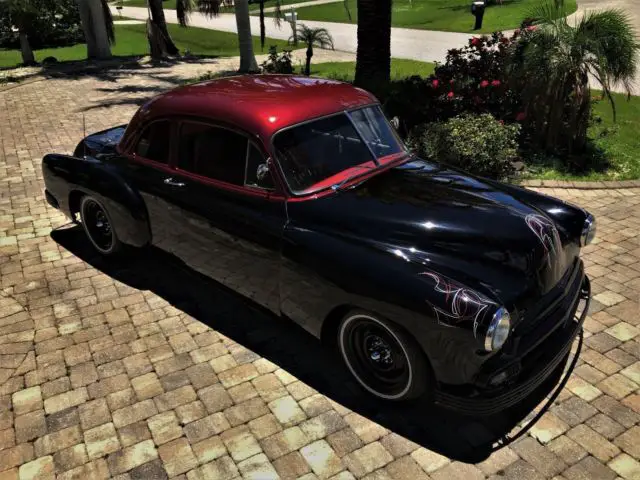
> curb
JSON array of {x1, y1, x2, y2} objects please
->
[{"x1": 520, "y1": 179, "x2": 640, "y2": 189}]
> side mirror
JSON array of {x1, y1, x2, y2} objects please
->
[{"x1": 256, "y1": 163, "x2": 269, "y2": 181}]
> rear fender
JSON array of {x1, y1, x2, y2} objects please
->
[{"x1": 42, "y1": 153, "x2": 150, "y2": 247}]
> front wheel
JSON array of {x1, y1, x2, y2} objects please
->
[
  {"x1": 337, "y1": 310, "x2": 430, "y2": 401},
  {"x1": 79, "y1": 195, "x2": 122, "y2": 256}
]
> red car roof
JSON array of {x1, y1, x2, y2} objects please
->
[{"x1": 121, "y1": 75, "x2": 378, "y2": 150}]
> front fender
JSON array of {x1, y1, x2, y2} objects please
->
[
  {"x1": 42, "y1": 153, "x2": 150, "y2": 247},
  {"x1": 280, "y1": 225, "x2": 488, "y2": 384}
]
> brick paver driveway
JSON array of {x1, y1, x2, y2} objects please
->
[{"x1": 1, "y1": 63, "x2": 639, "y2": 479}]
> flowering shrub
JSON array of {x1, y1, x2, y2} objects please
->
[
  {"x1": 407, "y1": 113, "x2": 520, "y2": 180},
  {"x1": 382, "y1": 31, "x2": 527, "y2": 137}
]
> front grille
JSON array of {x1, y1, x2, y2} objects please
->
[
  {"x1": 516, "y1": 259, "x2": 580, "y2": 338},
  {"x1": 434, "y1": 275, "x2": 590, "y2": 415},
  {"x1": 506, "y1": 260, "x2": 582, "y2": 356},
  {"x1": 474, "y1": 260, "x2": 584, "y2": 387}
]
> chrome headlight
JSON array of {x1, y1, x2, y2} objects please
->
[
  {"x1": 484, "y1": 307, "x2": 511, "y2": 352},
  {"x1": 581, "y1": 214, "x2": 596, "y2": 246}
]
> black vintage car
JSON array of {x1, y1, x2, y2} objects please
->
[{"x1": 42, "y1": 76, "x2": 594, "y2": 413}]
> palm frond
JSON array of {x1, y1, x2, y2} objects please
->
[
  {"x1": 197, "y1": 0, "x2": 221, "y2": 18},
  {"x1": 576, "y1": 9, "x2": 639, "y2": 92},
  {"x1": 177, "y1": 0, "x2": 220, "y2": 26},
  {"x1": 272, "y1": 0, "x2": 282, "y2": 27},
  {"x1": 293, "y1": 24, "x2": 334, "y2": 49},
  {"x1": 176, "y1": 0, "x2": 194, "y2": 26},
  {"x1": 101, "y1": 0, "x2": 115, "y2": 44},
  {"x1": 259, "y1": 0, "x2": 266, "y2": 49},
  {"x1": 343, "y1": 0, "x2": 351, "y2": 22}
]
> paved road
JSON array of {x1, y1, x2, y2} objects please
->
[
  {"x1": 0, "y1": 58, "x2": 639, "y2": 480},
  {"x1": 262, "y1": 0, "x2": 343, "y2": 14}
]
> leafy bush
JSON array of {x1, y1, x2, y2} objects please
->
[
  {"x1": 382, "y1": 32, "x2": 524, "y2": 137},
  {"x1": 260, "y1": 46, "x2": 294, "y2": 74},
  {"x1": 0, "y1": 0, "x2": 83, "y2": 49},
  {"x1": 407, "y1": 113, "x2": 520, "y2": 179}
]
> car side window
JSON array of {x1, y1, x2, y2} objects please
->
[
  {"x1": 135, "y1": 121, "x2": 171, "y2": 163},
  {"x1": 245, "y1": 143, "x2": 274, "y2": 190},
  {"x1": 177, "y1": 122, "x2": 247, "y2": 186}
]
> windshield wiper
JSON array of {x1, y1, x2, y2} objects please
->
[{"x1": 330, "y1": 166, "x2": 376, "y2": 191}]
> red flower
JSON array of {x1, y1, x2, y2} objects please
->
[
  {"x1": 447, "y1": 91, "x2": 455, "y2": 99},
  {"x1": 471, "y1": 37, "x2": 480, "y2": 46},
  {"x1": 432, "y1": 79, "x2": 439, "y2": 88},
  {"x1": 499, "y1": 120, "x2": 505, "y2": 125},
  {"x1": 516, "y1": 112, "x2": 527, "y2": 121},
  {"x1": 480, "y1": 80, "x2": 489, "y2": 88},
  {"x1": 491, "y1": 80, "x2": 501, "y2": 87},
  {"x1": 449, "y1": 79, "x2": 454, "y2": 85},
  {"x1": 526, "y1": 25, "x2": 538, "y2": 32},
  {"x1": 500, "y1": 37, "x2": 509, "y2": 44}
]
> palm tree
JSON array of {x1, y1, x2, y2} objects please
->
[
  {"x1": 290, "y1": 24, "x2": 334, "y2": 76},
  {"x1": 353, "y1": 0, "x2": 392, "y2": 95},
  {"x1": 145, "y1": 0, "x2": 181, "y2": 56},
  {"x1": 510, "y1": 0, "x2": 639, "y2": 156},
  {"x1": 258, "y1": 0, "x2": 282, "y2": 50},
  {"x1": 144, "y1": 0, "x2": 221, "y2": 59},
  {"x1": 76, "y1": 0, "x2": 115, "y2": 59},
  {"x1": 234, "y1": 0, "x2": 259, "y2": 72},
  {"x1": 4, "y1": 0, "x2": 37, "y2": 64}
]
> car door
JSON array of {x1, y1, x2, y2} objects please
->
[
  {"x1": 118, "y1": 118, "x2": 189, "y2": 256},
  {"x1": 159, "y1": 119, "x2": 287, "y2": 315}
]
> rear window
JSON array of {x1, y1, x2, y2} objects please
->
[{"x1": 135, "y1": 121, "x2": 171, "y2": 163}]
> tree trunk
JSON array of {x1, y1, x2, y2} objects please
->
[
  {"x1": 235, "y1": 0, "x2": 259, "y2": 73},
  {"x1": 18, "y1": 31, "x2": 35, "y2": 65},
  {"x1": 305, "y1": 46, "x2": 312, "y2": 76},
  {"x1": 83, "y1": 0, "x2": 112, "y2": 59},
  {"x1": 354, "y1": 0, "x2": 392, "y2": 96},
  {"x1": 76, "y1": 0, "x2": 98, "y2": 58},
  {"x1": 148, "y1": 0, "x2": 180, "y2": 55},
  {"x1": 259, "y1": 0, "x2": 266, "y2": 50}
]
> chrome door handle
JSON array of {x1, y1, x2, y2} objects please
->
[{"x1": 164, "y1": 177, "x2": 185, "y2": 187}]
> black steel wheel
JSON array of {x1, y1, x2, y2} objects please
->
[
  {"x1": 80, "y1": 196, "x2": 122, "y2": 255},
  {"x1": 338, "y1": 310, "x2": 430, "y2": 401}
]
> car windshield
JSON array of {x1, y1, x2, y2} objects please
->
[{"x1": 273, "y1": 106, "x2": 404, "y2": 194}]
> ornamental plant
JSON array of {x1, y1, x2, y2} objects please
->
[
  {"x1": 407, "y1": 113, "x2": 521, "y2": 180},
  {"x1": 508, "y1": 0, "x2": 639, "y2": 159},
  {"x1": 383, "y1": 31, "x2": 524, "y2": 137}
]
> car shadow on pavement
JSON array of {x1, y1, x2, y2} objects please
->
[{"x1": 52, "y1": 225, "x2": 570, "y2": 464}]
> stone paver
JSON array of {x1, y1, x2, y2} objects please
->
[{"x1": 0, "y1": 56, "x2": 639, "y2": 479}]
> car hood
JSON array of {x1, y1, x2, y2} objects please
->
[{"x1": 286, "y1": 159, "x2": 582, "y2": 314}]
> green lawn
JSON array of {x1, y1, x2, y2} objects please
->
[
  {"x1": 0, "y1": 22, "x2": 290, "y2": 68},
  {"x1": 526, "y1": 93, "x2": 640, "y2": 181},
  {"x1": 310, "y1": 59, "x2": 435, "y2": 81},
  {"x1": 282, "y1": 0, "x2": 577, "y2": 33}
]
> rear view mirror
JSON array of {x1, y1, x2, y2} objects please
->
[{"x1": 257, "y1": 163, "x2": 269, "y2": 181}]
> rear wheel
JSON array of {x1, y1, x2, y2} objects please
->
[
  {"x1": 80, "y1": 196, "x2": 122, "y2": 256},
  {"x1": 337, "y1": 310, "x2": 430, "y2": 401}
]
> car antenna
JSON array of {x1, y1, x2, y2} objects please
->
[{"x1": 82, "y1": 113, "x2": 87, "y2": 159}]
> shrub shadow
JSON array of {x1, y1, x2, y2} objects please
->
[{"x1": 51, "y1": 225, "x2": 571, "y2": 464}]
